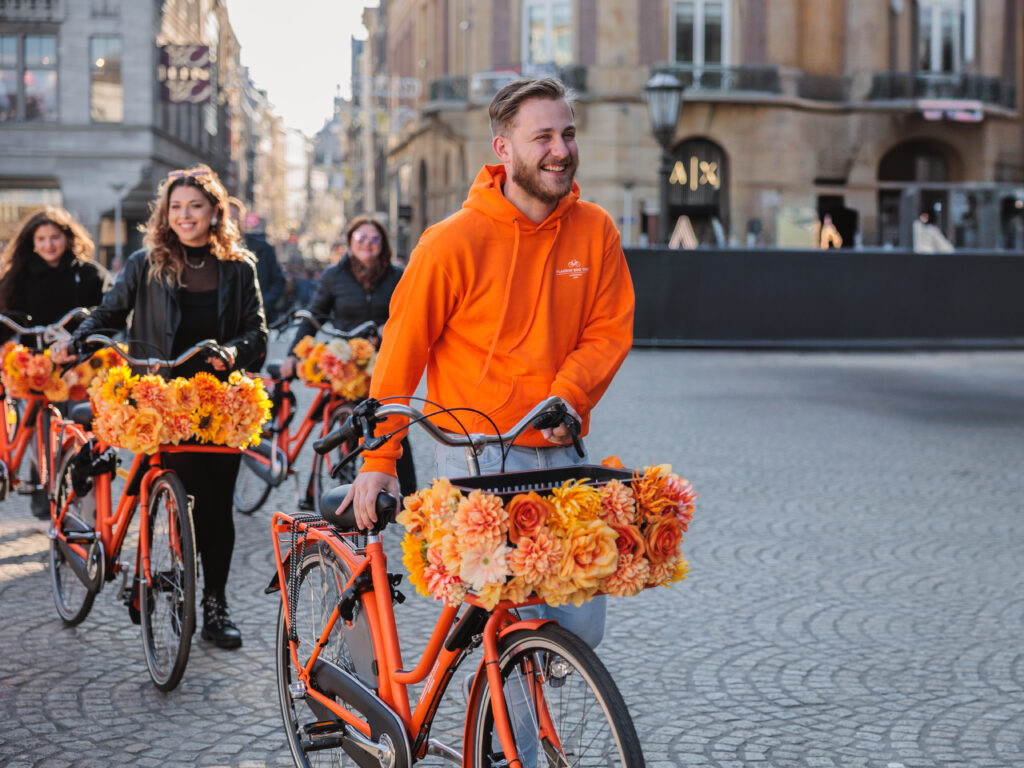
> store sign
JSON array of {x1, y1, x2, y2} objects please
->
[
  {"x1": 668, "y1": 139, "x2": 726, "y2": 209},
  {"x1": 159, "y1": 45, "x2": 212, "y2": 104},
  {"x1": 919, "y1": 99, "x2": 983, "y2": 123}
]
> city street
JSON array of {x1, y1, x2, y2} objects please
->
[{"x1": 2, "y1": 345, "x2": 1023, "y2": 767}]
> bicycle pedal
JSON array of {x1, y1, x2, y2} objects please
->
[{"x1": 15, "y1": 482, "x2": 45, "y2": 494}]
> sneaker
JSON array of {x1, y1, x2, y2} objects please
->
[
  {"x1": 297, "y1": 496, "x2": 315, "y2": 512},
  {"x1": 30, "y1": 489, "x2": 49, "y2": 520},
  {"x1": 201, "y1": 591, "x2": 242, "y2": 649}
]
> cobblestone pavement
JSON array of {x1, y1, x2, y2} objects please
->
[{"x1": 2, "y1": 345, "x2": 1023, "y2": 767}]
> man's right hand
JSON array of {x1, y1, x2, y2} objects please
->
[{"x1": 340, "y1": 470, "x2": 401, "y2": 531}]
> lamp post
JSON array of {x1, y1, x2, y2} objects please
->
[
  {"x1": 644, "y1": 72, "x2": 684, "y2": 245},
  {"x1": 111, "y1": 183, "x2": 125, "y2": 269}
]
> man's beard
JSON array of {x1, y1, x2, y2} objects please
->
[{"x1": 511, "y1": 155, "x2": 576, "y2": 206}]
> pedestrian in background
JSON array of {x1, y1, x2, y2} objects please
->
[
  {"x1": 345, "y1": 77, "x2": 635, "y2": 654},
  {"x1": 228, "y1": 197, "x2": 286, "y2": 324},
  {"x1": 52, "y1": 164, "x2": 267, "y2": 649},
  {"x1": 0, "y1": 206, "x2": 112, "y2": 518},
  {"x1": 280, "y1": 215, "x2": 416, "y2": 498}
]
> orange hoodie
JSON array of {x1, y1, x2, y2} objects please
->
[{"x1": 360, "y1": 164, "x2": 634, "y2": 475}]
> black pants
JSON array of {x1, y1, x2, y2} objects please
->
[{"x1": 162, "y1": 450, "x2": 242, "y2": 596}]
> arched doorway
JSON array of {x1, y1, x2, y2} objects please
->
[
  {"x1": 877, "y1": 139, "x2": 956, "y2": 246},
  {"x1": 666, "y1": 137, "x2": 729, "y2": 246}
]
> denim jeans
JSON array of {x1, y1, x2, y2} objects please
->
[{"x1": 435, "y1": 439, "x2": 607, "y2": 768}]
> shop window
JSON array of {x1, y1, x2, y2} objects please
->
[
  {"x1": 522, "y1": 0, "x2": 572, "y2": 72},
  {"x1": 672, "y1": 1, "x2": 727, "y2": 67},
  {"x1": 0, "y1": 186, "x2": 62, "y2": 242},
  {"x1": 90, "y1": 35, "x2": 123, "y2": 122},
  {"x1": 0, "y1": 33, "x2": 57, "y2": 122}
]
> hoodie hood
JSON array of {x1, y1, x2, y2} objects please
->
[{"x1": 463, "y1": 164, "x2": 580, "y2": 229}]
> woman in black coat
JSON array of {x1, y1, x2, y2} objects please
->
[
  {"x1": 0, "y1": 206, "x2": 112, "y2": 518},
  {"x1": 281, "y1": 215, "x2": 416, "y2": 498},
  {"x1": 53, "y1": 165, "x2": 267, "y2": 649}
]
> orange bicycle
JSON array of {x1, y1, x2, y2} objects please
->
[
  {"x1": 48, "y1": 335, "x2": 237, "y2": 691},
  {"x1": 0, "y1": 308, "x2": 91, "y2": 508},
  {"x1": 233, "y1": 311, "x2": 378, "y2": 517},
  {"x1": 268, "y1": 396, "x2": 644, "y2": 767}
]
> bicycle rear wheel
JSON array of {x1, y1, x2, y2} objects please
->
[
  {"x1": 48, "y1": 439, "x2": 100, "y2": 626},
  {"x1": 466, "y1": 623, "x2": 645, "y2": 768},
  {"x1": 311, "y1": 402, "x2": 357, "y2": 517},
  {"x1": 233, "y1": 445, "x2": 274, "y2": 515},
  {"x1": 276, "y1": 543, "x2": 377, "y2": 767},
  {"x1": 140, "y1": 471, "x2": 196, "y2": 691}
]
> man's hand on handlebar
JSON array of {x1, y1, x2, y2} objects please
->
[
  {"x1": 540, "y1": 397, "x2": 580, "y2": 445},
  {"x1": 341, "y1": 471, "x2": 400, "y2": 531},
  {"x1": 208, "y1": 345, "x2": 236, "y2": 371}
]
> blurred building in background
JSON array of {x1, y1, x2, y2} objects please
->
[
  {"x1": 0, "y1": 0, "x2": 301, "y2": 266},
  {"x1": 353, "y1": 0, "x2": 1023, "y2": 252}
]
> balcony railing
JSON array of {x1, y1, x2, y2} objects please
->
[
  {"x1": 428, "y1": 65, "x2": 587, "y2": 108},
  {"x1": 869, "y1": 72, "x2": 1016, "y2": 110},
  {"x1": 796, "y1": 73, "x2": 853, "y2": 102},
  {"x1": 428, "y1": 75, "x2": 468, "y2": 103},
  {"x1": 656, "y1": 64, "x2": 783, "y2": 95},
  {"x1": 0, "y1": 0, "x2": 64, "y2": 19}
]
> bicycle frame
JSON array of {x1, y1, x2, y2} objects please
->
[
  {"x1": 271, "y1": 511, "x2": 552, "y2": 764},
  {"x1": 0, "y1": 392, "x2": 56, "y2": 490}
]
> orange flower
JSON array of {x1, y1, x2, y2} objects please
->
[
  {"x1": 548, "y1": 479, "x2": 601, "y2": 533},
  {"x1": 451, "y1": 489, "x2": 506, "y2": 548},
  {"x1": 292, "y1": 335, "x2": 316, "y2": 359},
  {"x1": 168, "y1": 378, "x2": 200, "y2": 413},
  {"x1": 348, "y1": 337, "x2": 375, "y2": 366},
  {"x1": 500, "y1": 575, "x2": 532, "y2": 605},
  {"x1": 506, "y1": 492, "x2": 552, "y2": 543},
  {"x1": 645, "y1": 516, "x2": 683, "y2": 564},
  {"x1": 601, "y1": 455, "x2": 626, "y2": 469},
  {"x1": 557, "y1": 519, "x2": 618, "y2": 590},
  {"x1": 601, "y1": 553, "x2": 651, "y2": 597},
  {"x1": 133, "y1": 375, "x2": 171, "y2": 413},
  {"x1": 600, "y1": 479, "x2": 636, "y2": 525},
  {"x1": 43, "y1": 376, "x2": 70, "y2": 402},
  {"x1": 648, "y1": 554, "x2": 689, "y2": 586},
  {"x1": 126, "y1": 407, "x2": 163, "y2": 455},
  {"x1": 609, "y1": 522, "x2": 645, "y2": 559},
  {"x1": 397, "y1": 490, "x2": 429, "y2": 536},
  {"x1": 508, "y1": 527, "x2": 563, "y2": 586}
]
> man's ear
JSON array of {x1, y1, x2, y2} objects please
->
[{"x1": 493, "y1": 134, "x2": 511, "y2": 163}]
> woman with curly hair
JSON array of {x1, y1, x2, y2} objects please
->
[
  {"x1": 53, "y1": 164, "x2": 267, "y2": 649},
  {"x1": 0, "y1": 207, "x2": 112, "y2": 517}
]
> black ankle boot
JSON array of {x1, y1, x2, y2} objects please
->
[{"x1": 201, "y1": 591, "x2": 242, "y2": 649}]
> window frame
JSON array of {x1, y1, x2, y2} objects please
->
[
  {"x1": 917, "y1": 0, "x2": 975, "y2": 74},
  {"x1": 670, "y1": 0, "x2": 731, "y2": 69},
  {"x1": 520, "y1": 0, "x2": 573, "y2": 73},
  {"x1": 0, "y1": 28, "x2": 59, "y2": 123}
]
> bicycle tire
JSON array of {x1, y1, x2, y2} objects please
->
[
  {"x1": 140, "y1": 471, "x2": 196, "y2": 692},
  {"x1": 466, "y1": 622, "x2": 645, "y2": 768},
  {"x1": 48, "y1": 439, "x2": 100, "y2": 626},
  {"x1": 276, "y1": 543, "x2": 377, "y2": 767},
  {"x1": 233, "y1": 445, "x2": 274, "y2": 515},
  {"x1": 311, "y1": 402, "x2": 357, "y2": 517}
]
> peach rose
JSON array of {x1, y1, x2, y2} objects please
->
[
  {"x1": 558, "y1": 519, "x2": 618, "y2": 590},
  {"x1": 127, "y1": 407, "x2": 163, "y2": 455},
  {"x1": 645, "y1": 516, "x2": 683, "y2": 564},
  {"x1": 506, "y1": 492, "x2": 552, "y2": 543}
]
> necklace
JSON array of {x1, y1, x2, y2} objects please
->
[{"x1": 184, "y1": 253, "x2": 206, "y2": 270}]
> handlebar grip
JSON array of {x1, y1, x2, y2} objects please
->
[{"x1": 313, "y1": 419, "x2": 359, "y2": 455}]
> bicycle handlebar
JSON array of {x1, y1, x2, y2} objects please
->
[
  {"x1": 0, "y1": 307, "x2": 92, "y2": 346},
  {"x1": 313, "y1": 396, "x2": 585, "y2": 475},
  {"x1": 270, "y1": 309, "x2": 379, "y2": 341},
  {"x1": 78, "y1": 334, "x2": 232, "y2": 374}
]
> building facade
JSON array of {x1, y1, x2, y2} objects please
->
[
  {"x1": 0, "y1": 0, "x2": 262, "y2": 265},
  {"x1": 378, "y1": 0, "x2": 1023, "y2": 251}
]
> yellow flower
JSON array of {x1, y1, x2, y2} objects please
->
[
  {"x1": 548, "y1": 478, "x2": 601, "y2": 533},
  {"x1": 401, "y1": 534, "x2": 429, "y2": 597}
]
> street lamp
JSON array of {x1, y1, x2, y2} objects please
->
[
  {"x1": 110, "y1": 183, "x2": 125, "y2": 269},
  {"x1": 644, "y1": 72, "x2": 684, "y2": 245}
]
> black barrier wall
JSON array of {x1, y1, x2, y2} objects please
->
[{"x1": 625, "y1": 247, "x2": 1024, "y2": 348}]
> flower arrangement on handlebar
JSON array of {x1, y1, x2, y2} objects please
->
[
  {"x1": 291, "y1": 333, "x2": 376, "y2": 400},
  {"x1": 1, "y1": 342, "x2": 122, "y2": 401},
  {"x1": 88, "y1": 366, "x2": 272, "y2": 454},
  {"x1": 397, "y1": 462, "x2": 696, "y2": 609}
]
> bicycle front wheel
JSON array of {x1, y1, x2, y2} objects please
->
[
  {"x1": 277, "y1": 544, "x2": 377, "y2": 767},
  {"x1": 466, "y1": 622, "x2": 645, "y2": 768},
  {"x1": 48, "y1": 439, "x2": 100, "y2": 626},
  {"x1": 140, "y1": 471, "x2": 196, "y2": 691},
  {"x1": 311, "y1": 402, "x2": 357, "y2": 517},
  {"x1": 233, "y1": 445, "x2": 274, "y2": 515}
]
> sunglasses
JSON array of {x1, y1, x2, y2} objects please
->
[
  {"x1": 352, "y1": 231, "x2": 381, "y2": 246},
  {"x1": 167, "y1": 168, "x2": 211, "y2": 180}
]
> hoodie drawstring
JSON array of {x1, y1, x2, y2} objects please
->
[{"x1": 478, "y1": 218, "x2": 521, "y2": 385}]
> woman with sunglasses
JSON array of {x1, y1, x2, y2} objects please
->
[
  {"x1": 0, "y1": 206, "x2": 112, "y2": 518},
  {"x1": 52, "y1": 164, "x2": 267, "y2": 649},
  {"x1": 280, "y1": 215, "x2": 416, "y2": 499}
]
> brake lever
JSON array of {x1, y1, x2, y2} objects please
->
[{"x1": 531, "y1": 404, "x2": 585, "y2": 457}]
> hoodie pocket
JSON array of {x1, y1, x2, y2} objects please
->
[{"x1": 476, "y1": 373, "x2": 551, "y2": 436}]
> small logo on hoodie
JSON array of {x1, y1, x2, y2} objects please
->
[{"x1": 556, "y1": 259, "x2": 588, "y2": 279}]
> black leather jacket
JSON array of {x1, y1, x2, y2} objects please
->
[
  {"x1": 73, "y1": 248, "x2": 267, "y2": 371},
  {"x1": 288, "y1": 255, "x2": 403, "y2": 352}
]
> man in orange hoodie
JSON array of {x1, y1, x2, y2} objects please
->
[{"x1": 344, "y1": 76, "x2": 634, "y2": 647}]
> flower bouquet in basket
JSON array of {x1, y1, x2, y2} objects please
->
[
  {"x1": 1, "y1": 342, "x2": 122, "y2": 402},
  {"x1": 397, "y1": 459, "x2": 696, "y2": 610},
  {"x1": 293, "y1": 335, "x2": 376, "y2": 401},
  {"x1": 87, "y1": 366, "x2": 272, "y2": 454}
]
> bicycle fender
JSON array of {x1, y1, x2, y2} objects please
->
[
  {"x1": 497, "y1": 617, "x2": 552, "y2": 641},
  {"x1": 264, "y1": 552, "x2": 289, "y2": 593}
]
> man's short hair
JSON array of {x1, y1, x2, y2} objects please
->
[{"x1": 489, "y1": 77, "x2": 575, "y2": 138}]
